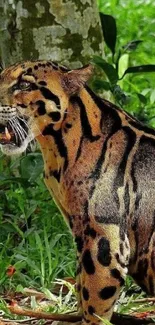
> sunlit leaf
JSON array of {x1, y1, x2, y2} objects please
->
[
  {"x1": 118, "y1": 53, "x2": 129, "y2": 80},
  {"x1": 150, "y1": 89, "x2": 155, "y2": 104}
]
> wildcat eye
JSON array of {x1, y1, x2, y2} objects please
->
[{"x1": 19, "y1": 81, "x2": 31, "y2": 90}]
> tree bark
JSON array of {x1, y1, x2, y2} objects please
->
[{"x1": 0, "y1": 0, "x2": 104, "y2": 68}]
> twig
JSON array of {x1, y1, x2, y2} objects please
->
[
  {"x1": 22, "y1": 288, "x2": 46, "y2": 300},
  {"x1": 8, "y1": 304, "x2": 82, "y2": 323},
  {"x1": 112, "y1": 312, "x2": 155, "y2": 325},
  {"x1": 0, "y1": 318, "x2": 37, "y2": 323},
  {"x1": 0, "y1": 321, "x2": 18, "y2": 325},
  {"x1": 8, "y1": 304, "x2": 155, "y2": 325},
  {"x1": 134, "y1": 297, "x2": 155, "y2": 303}
]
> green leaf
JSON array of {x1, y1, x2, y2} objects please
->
[
  {"x1": 112, "y1": 85, "x2": 130, "y2": 106},
  {"x1": 42, "y1": 288, "x2": 58, "y2": 301},
  {"x1": 100, "y1": 13, "x2": 117, "y2": 56},
  {"x1": 118, "y1": 53, "x2": 129, "y2": 79},
  {"x1": 93, "y1": 56, "x2": 118, "y2": 85},
  {"x1": 16, "y1": 284, "x2": 24, "y2": 293},
  {"x1": 92, "y1": 79, "x2": 111, "y2": 91},
  {"x1": 123, "y1": 40, "x2": 143, "y2": 52},
  {"x1": 120, "y1": 64, "x2": 155, "y2": 79},
  {"x1": 94, "y1": 313, "x2": 113, "y2": 325},
  {"x1": 20, "y1": 153, "x2": 43, "y2": 181},
  {"x1": 150, "y1": 89, "x2": 155, "y2": 104},
  {"x1": 0, "y1": 177, "x2": 30, "y2": 187},
  {"x1": 137, "y1": 93, "x2": 147, "y2": 104}
]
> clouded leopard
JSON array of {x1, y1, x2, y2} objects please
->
[{"x1": 0, "y1": 61, "x2": 155, "y2": 324}]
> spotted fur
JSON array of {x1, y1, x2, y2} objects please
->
[{"x1": 0, "y1": 60, "x2": 155, "y2": 324}]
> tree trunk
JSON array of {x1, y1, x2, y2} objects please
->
[{"x1": 0, "y1": 0, "x2": 104, "y2": 68}]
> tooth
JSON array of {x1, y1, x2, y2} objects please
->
[{"x1": 5, "y1": 127, "x2": 11, "y2": 140}]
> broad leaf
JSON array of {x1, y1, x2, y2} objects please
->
[
  {"x1": 93, "y1": 56, "x2": 118, "y2": 85},
  {"x1": 137, "y1": 93, "x2": 147, "y2": 104},
  {"x1": 20, "y1": 153, "x2": 43, "y2": 181},
  {"x1": 120, "y1": 64, "x2": 155, "y2": 79},
  {"x1": 92, "y1": 79, "x2": 111, "y2": 91},
  {"x1": 150, "y1": 89, "x2": 155, "y2": 104},
  {"x1": 100, "y1": 13, "x2": 117, "y2": 56},
  {"x1": 118, "y1": 53, "x2": 129, "y2": 79}
]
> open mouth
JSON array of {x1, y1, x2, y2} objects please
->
[{"x1": 0, "y1": 118, "x2": 29, "y2": 147}]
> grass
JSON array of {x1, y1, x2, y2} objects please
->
[
  {"x1": 0, "y1": 278, "x2": 77, "y2": 323},
  {"x1": 0, "y1": 152, "x2": 75, "y2": 292}
]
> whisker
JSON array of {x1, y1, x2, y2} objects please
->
[
  {"x1": 18, "y1": 115, "x2": 41, "y2": 139},
  {"x1": 17, "y1": 116, "x2": 29, "y2": 130},
  {"x1": 12, "y1": 117, "x2": 27, "y2": 138},
  {"x1": 11, "y1": 118, "x2": 25, "y2": 143},
  {"x1": 8, "y1": 120, "x2": 18, "y2": 144},
  {"x1": 9, "y1": 114, "x2": 42, "y2": 152},
  {"x1": 13, "y1": 119, "x2": 25, "y2": 141},
  {"x1": 17, "y1": 109, "x2": 43, "y2": 138}
]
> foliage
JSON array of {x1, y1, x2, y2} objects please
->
[
  {"x1": 0, "y1": 152, "x2": 75, "y2": 292},
  {"x1": 96, "y1": 0, "x2": 155, "y2": 127}
]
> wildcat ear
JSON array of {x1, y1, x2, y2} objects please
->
[{"x1": 61, "y1": 64, "x2": 93, "y2": 95}]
